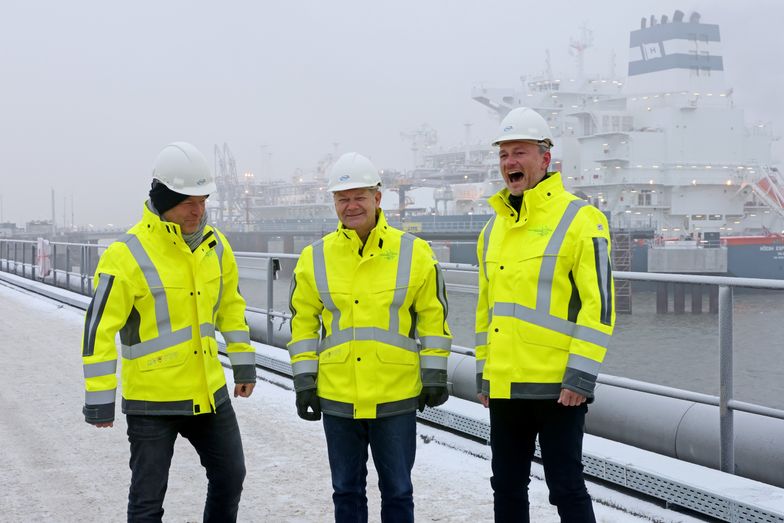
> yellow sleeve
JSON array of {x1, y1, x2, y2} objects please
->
[
  {"x1": 412, "y1": 240, "x2": 451, "y2": 387},
  {"x1": 81, "y1": 245, "x2": 135, "y2": 423},
  {"x1": 215, "y1": 233, "x2": 255, "y2": 383},
  {"x1": 474, "y1": 222, "x2": 492, "y2": 394},
  {"x1": 287, "y1": 245, "x2": 322, "y2": 392},
  {"x1": 563, "y1": 207, "x2": 615, "y2": 396}
]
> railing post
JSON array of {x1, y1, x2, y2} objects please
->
[
  {"x1": 65, "y1": 245, "x2": 71, "y2": 291},
  {"x1": 80, "y1": 245, "x2": 87, "y2": 294},
  {"x1": 32, "y1": 243, "x2": 37, "y2": 280},
  {"x1": 266, "y1": 257, "x2": 275, "y2": 345},
  {"x1": 52, "y1": 243, "x2": 58, "y2": 287},
  {"x1": 718, "y1": 284, "x2": 735, "y2": 474}
]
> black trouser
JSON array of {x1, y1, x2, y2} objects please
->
[
  {"x1": 126, "y1": 400, "x2": 246, "y2": 523},
  {"x1": 489, "y1": 398, "x2": 595, "y2": 523}
]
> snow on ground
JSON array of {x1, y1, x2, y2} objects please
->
[{"x1": 0, "y1": 281, "x2": 704, "y2": 522}]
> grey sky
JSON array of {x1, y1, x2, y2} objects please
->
[{"x1": 1, "y1": 0, "x2": 782, "y2": 226}]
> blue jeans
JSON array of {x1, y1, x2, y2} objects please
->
[
  {"x1": 126, "y1": 400, "x2": 246, "y2": 523},
  {"x1": 322, "y1": 412, "x2": 417, "y2": 523},
  {"x1": 489, "y1": 399, "x2": 595, "y2": 523}
]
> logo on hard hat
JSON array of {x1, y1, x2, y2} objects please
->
[
  {"x1": 339, "y1": 175, "x2": 350, "y2": 182},
  {"x1": 503, "y1": 125, "x2": 514, "y2": 132},
  {"x1": 196, "y1": 178, "x2": 207, "y2": 186}
]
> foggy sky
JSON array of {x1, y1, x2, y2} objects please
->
[{"x1": 1, "y1": 0, "x2": 782, "y2": 227}]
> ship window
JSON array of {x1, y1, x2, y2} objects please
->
[
  {"x1": 691, "y1": 214, "x2": 706, "y2": 221},
  {"x1": 709, "y1": 214, "x2": 723, "y2": 221}
]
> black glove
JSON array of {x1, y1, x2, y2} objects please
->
[
  {"x1": 418, "y1": 386, "x2": 449, "y2": 412},
  {"x1": 295, "y1": 389, "x2": 321, "y2": 421}
]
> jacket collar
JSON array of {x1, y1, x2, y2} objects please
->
[
  {"x1": 489, "y1": 171, "x2": 565, "y2": 218},
  {"x1": 337, "y1": 208, "x2": 389, "y2": 253}
]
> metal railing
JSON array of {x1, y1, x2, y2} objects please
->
[{"x1": 3, "y1": 237, "x2": 784, "y2": 478}]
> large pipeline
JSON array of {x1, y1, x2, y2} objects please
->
[{"x1": 247, "y1": 310, "x2": 784, "y2": 488}]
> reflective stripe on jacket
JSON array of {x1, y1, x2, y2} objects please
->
[
  {"x1": 81, "y1": 202, "x2": 254, "y2": 423},
  {"x1": 288, "y1": 210, "x2": 451, "y2": 419},
  {"x1": 475, "y1": 172, "x2": 614, "y2": 399}
]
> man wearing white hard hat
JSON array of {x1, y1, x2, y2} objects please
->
[
  {"x1": 475, "y1": 108, "x2": 615, "y2": 522},
  {"x1": 81, "y1": 142, "x2": 255, "y2": 522},
  {"x1": 287, "y1": 152, "x2": 452, "y2": 522}
]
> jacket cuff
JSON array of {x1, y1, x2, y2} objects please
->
[
  {"x1": 232, "y1": 364, "x2": 257, "y2": 384},
  {"x1": 562, "y1": 367, "x2": 597, "y2": 397},
  {"x1": 421, "y1": 368, "x2": 447, "y2": 388},
  {"x1": 293, "y1": 373, "x2": 317, "y2": 393},
  {"x1": 83, "y1": 402, "x2": 115, "y2": 424}
]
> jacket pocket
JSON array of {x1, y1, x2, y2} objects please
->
[
  {"x1": 319, "y1": 345, "x2": 350, "y2": 365},
  {"x1": 376, "y1": 345, "x2": 417, "y2": 366}
]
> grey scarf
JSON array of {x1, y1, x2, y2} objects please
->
[{"x1": 147, "y1": 199, "x2": 208, "y2": 252}]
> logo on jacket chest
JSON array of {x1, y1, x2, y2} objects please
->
[
  {"x1": 380, "y1": 249, "x2": 398, "y2": 261},
  {"x1": 528, "y1": 225, "x2": 554, "y2": 237}
]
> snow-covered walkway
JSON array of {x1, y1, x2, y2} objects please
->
[{"x1": 0, "y1": 281, "x2": 703, "y2": 522}]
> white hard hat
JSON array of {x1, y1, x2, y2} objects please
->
[
  {"x1": 492, "y1": 107, "x2": 554, "y2": 148},
  {"x1": 327, "y1": 152, "x2": 382, "y2": 192},
  {"x1": 152, "y1": 142, "x2": 216, "y2": 195}
]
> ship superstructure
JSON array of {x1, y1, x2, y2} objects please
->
[{"x1": 471, "y1": 10, "x2": 784, "y2": 237}]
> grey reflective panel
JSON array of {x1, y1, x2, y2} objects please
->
[
  {"x1": 509, "y1": 382, "x2": 563, "y2": 398},
  {"x1": 566, "y1": 353, "x2": 602, "y2": 376},
  {"x1": 419, "y1": 335, "x2": 451, "y2": 350},
  {"x1": 319, "y1": 398, "x2": 354, "y2": 418},
  {"x1": 537, "y1": 200, "x2": 587, "y2": 313},
  {"x1": 121, "y1": 234, "x2": 171, "y2": 336},
  {"x1": 200, "y1": 323, "x2": 216, "y2": 338},
  {"x1": 292, "y1": 359, "x2": 318, "y2": 375},
  {"x1": 85, "y1": 389, "x2": 116, "y2": 405},
  {"x1": 312, "y1": 239, "x2": 340, "y2": 335},
  {"x1": 228, "y1": 351, "x2": 256, "y2": 366},
  {"x1": 420, "y1": 354, "x2": 448, "y2": 371},
  {"x1": 482, "y1": 216, "x2": 496, "y2": 281},
  {"x1": 494, "y1": 301, "x2": 614, "y2": 346},
  {"x1": 376, "y1": 397, "x2": 418, "y2": 417},
  {"x1": 389, "y1": 233, "x2": 415, "y2": 333},
  {"x1": 120, "y1": 327, "x2": 192, "y2": 360},
  {"x1": 433, "y1": 264, "x2": 449, "y2": 332},
  {"x1": 288, "y1": 338, "x2": 319, "y2": 356},
  {"x1": 82, "y1": 274, "x2": 115, "y2": 357},
  {"x1": 222, "y1": 329, "x2": 249, "y2": 344},
  {"x1": 475, "y1": 332, "x2": 488, "y2": 346},
  {"x1": 572, "y1": 325, "x2": 611, "y2": 348},
  {"x1": 592, "y1": 237, "x2": 613, "y2": 326},
  {"x1": 212, "y1": 231, "x2": 224, "y2": 318},
  {"x1": 319, "y1": 327, "x2": 418, "y2": 353},
  {"x1": 83, "y1": 359, "x2": 117, "y2": 379},
  {"x1": 476, "y1": 359, "x2": 486, "y2": 373},
  {"x1": 122, "y1": 397, "x2": 194, "y2": 416}
]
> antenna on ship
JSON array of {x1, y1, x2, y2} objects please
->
[{"x1": 569, "y1": 24, "x2": 594, "y2": 80}]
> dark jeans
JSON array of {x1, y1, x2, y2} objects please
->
[
  {"x1": 322, "y1": 411, "x2": 417, "y2": 523},
  {"x1": 489, "y1": 399, "x2": 595, "y2": 523},
  {"x1": 126, "y1": 400, "x2": 246, "y2": 523}
]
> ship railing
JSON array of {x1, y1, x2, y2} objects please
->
[{"x1": 3, "y1": 238, "x2": 784, "y2": 480}]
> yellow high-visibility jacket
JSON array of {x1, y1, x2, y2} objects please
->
[
  {"x1": 288, "y1": 210, "x2": 451, "y2": 419},
  {"x1": 81, "y1": 203, "x2": 255, "y2": 423},
  {"x1": 475, "y1": 172, "x2": 614, "y2": 399}
]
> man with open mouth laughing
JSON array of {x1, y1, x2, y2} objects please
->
[{"x1": 475, "y1": 107, "x2": 615, "y2": 522}]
